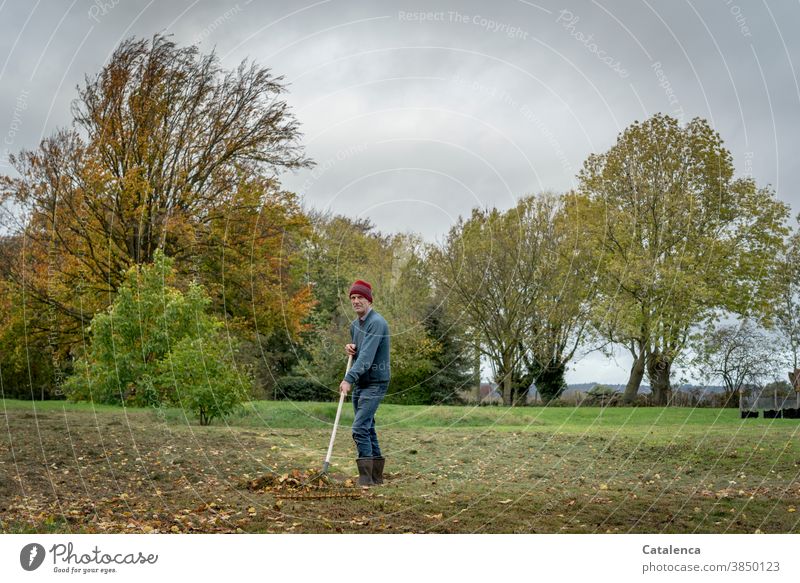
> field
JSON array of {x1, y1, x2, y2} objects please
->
[{"x1": 1, "y1": 399, "x2": 799, "y2": 534}]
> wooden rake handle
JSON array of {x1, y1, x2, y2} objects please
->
[{"x1": 322, "y1": 354, "x2": 353, "y2": 473}]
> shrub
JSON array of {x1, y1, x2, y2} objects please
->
[
  {"x1": 275, "y1": 376, "x2": 334, "y2": 401},
  {"x1": 64, "y1": 250, "x2": 251, "y2": 424},
  {"x1": 162, "y1": 334, "x2": 251, "y2": 425},
  {"x1": 585, "y1": 385, "x2": 620, "y2": 406}
]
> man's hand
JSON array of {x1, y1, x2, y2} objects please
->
[
  {"x1": 339, "y1": 380, "x2": 352, "y2": 396},
  {"x1": 345, "y1": 343, "x2": 357, "y2": 356}
]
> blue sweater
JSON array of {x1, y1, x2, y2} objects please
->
[{"x1": 344, "y1": 309, "x2": 391, "y2": 386}]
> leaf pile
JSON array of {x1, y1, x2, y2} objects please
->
[{"x1": 242, "y1": 469, "x2": 359, "y2": 498}]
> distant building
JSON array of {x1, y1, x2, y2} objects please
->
[{"x1": 479, "y1": 383, "x2": 503, "y2": 404}]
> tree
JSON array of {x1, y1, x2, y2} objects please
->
[
  {"x1": 585, "y1": 384, "x2": 620, "y2": 406},
  {"x1": 775, "y1": 215, "x2": 800, "y2": 372},
  {"x1": 164, "y1": 334, "x2": 250, "y2": 425},
  {"x1": 64, "y1": 250, "x2": 251, "y2": 424},
  {"x1": 0, "y1": 272, "x2": 60, "y2": 400},
  {"x1": 693, "y1": 319, "x2": 779, "y2": 408},
  {"x1": 419, "y1": 302, "x2": 472, "y2": 404},
  {"x1": 573, "y1": 114, "x2": 789, "y2": 405},
  {"x1": 431, "y1": 206, "x2": 533, "y2": 405},
  {"x1": 517, "y1": 194, "x2": 593, "y2": 403},
  {"x1": 431, "y1": 193, "x2": 591, "y2": 405},
  {"x1": 0, "y1": 34, "x2": 313, "y2": 388}
]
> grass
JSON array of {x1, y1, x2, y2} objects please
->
[{"x1": 2, "y1": 398, "x2": 799, "y2": 534}]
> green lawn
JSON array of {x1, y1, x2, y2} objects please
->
[{"x1": 2, "y1": 398, "x2": 799, "y2": 533}]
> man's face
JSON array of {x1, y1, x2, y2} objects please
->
[{"x1": 350, "y1": 293, "x2": 370, "y2": 317}]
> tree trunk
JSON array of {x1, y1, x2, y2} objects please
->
[
  {"x1": 474, "y1": 344, "x2": 482, "y2": 403},
  {"x1": 502, "y1": 372, "x2": 513, "y2": 406},
  {"x1": 513, "y1": 383, "x2": 529, "y2": 406},
  {"x1": 647, "y1": 351, "x2": 672, "y2": 406},
  {"x1": 498, "y1": 352, "x2": 514, "y2": 406},
  {"x1": 622, "y1": 350, "x2": 646, "y2": 405}
]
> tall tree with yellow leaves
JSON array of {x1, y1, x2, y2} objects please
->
[{"x1": 0, "y1": 35, "x2": 314, "y2": 396}]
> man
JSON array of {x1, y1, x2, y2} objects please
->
[{"x1": 339, "y1": 280, "x2": 390, "y2": 486}]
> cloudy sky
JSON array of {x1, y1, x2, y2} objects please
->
[{"x1": 1, "y1": 0, "x2": 798, "y2": 384}]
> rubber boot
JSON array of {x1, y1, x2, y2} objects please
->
[
  {"x1": 356, "y1": 457, "x2": 375, "y2": 486},
  {"x1": 371, "y1": 456, "x2": 385, "y2": 485}
]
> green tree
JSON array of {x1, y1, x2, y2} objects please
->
[
  {"x1": 516, "y1": 193, "x2": 593, "y2": 403},
  {"x1": 431, "y1": 193, "x2": 592, "y2": 405},
  {"x1": 65, "y1": 250, "x2": 211, "y2": 405},
  {"x1": 420, "y1": 302, "x2": 472, "y2": 404},
  {"x1": 573, "y1": 114, "x2": 789, "y2": 405},
  {"x1": 64, "y1": 250, "x2": 251, "y2": 423},
  {"x1": 431, "y1": 206, "x2": 532, "y2": 405},
  {"x1": 163, "y1": 334, "x2": 250, "y2": 425}
]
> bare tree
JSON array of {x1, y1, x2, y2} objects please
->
[{"x1": 693, "y1": 319, "x2": 779, "y2": 407}]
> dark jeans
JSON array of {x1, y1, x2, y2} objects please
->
[{"x1": 351, "y1": 382, "x2": 388, "y2": 458}]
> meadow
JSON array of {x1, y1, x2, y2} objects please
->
[{"x1": 2, "y1": 399, "x2": 799, "y2": 533}]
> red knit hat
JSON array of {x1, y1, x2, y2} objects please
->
[{"x1": 348, "y1": 280, "x2": 373, "y2": 303}]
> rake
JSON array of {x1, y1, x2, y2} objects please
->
[
  {"x1": 267, "y1": 354, "x2": 358, "y2": 499},
  {"x1": 244, "y1": 356, "x2": 360, "y2": 500},
  {"x1": 321, "y1": 353, "x2": 352, "y2": 475}
]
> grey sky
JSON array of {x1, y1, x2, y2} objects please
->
[{"x1": 1, "y1": 0, "x2": 798, "y2": 383}]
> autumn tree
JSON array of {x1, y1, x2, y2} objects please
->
[
  {"x1": 431, "y1": 193, "x2": 591, "y2": 405},
  {"x1": 573, "y1": 114, "x2": 789, "y2": 405},
  {"x1": 516, "y1": 193, "x2": 593, "y2": 403},
  {"x1": 0, "y1": 250, "x2": 60, "y2": 400},
  {"x1": 431, "y1": 206, "x2": 530, "y2": 405},
  {"x1": 0, "y1": 35, "x2": 313, "y2": 395}
]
